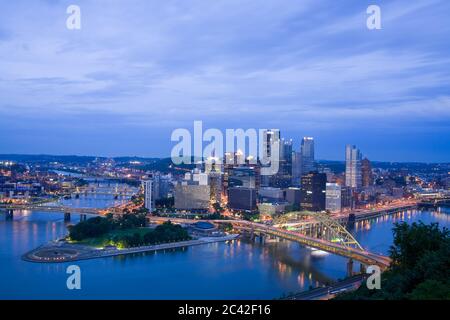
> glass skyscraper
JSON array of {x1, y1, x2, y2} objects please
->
[
  {"x1": 301, "y1": 137, "x2": 315, "y2": 175},
  {"x1": 345, "y1": 145, "x2": 362, "y2": 189}
]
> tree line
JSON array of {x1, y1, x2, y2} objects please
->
[{"x1": 68, "y1": 214, "x2": 190, "y2": 248}]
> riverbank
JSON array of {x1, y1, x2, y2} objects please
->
[{"x1": 22, "y1": 234, "x2": 239, "y2": 263}]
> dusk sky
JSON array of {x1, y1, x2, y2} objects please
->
[{"x1": 0, "y1": 0, "x2": 449, "y2": 162}]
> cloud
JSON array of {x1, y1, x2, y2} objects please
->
[{"x1": 0, "y1": 0, "x2": 449, "y2": 160}]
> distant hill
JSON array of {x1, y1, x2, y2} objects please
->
[{"x1": 0, "y1": 154, "x2": 448, "y2": 175}]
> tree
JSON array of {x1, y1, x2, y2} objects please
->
[{"x1": 336, "y1": 221, "x2": 450, "y2": 300}]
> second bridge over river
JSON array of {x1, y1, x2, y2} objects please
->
[{"x1": 149, "y1": 216, "x2": 391, "y2": 270}]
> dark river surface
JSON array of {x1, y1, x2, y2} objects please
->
[{"x1": 0, "y1": 182, "x2": 448, "y2": 299}]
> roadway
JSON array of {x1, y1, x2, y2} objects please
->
[
  {"x1": 284, "y1": 274, "x2": 366, "y2": 300},
  {"x1": 149, "y1": 216, "x2": 391, "y2": 269}
]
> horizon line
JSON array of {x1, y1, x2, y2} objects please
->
[{"x1": 0, "y1": 153, "x2": 448, "y2": 165}]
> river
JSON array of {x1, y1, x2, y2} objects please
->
[{"x1": 0, "y1": 181, "x2": 448, "y2": 299}]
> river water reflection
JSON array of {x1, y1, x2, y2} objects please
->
[{"x1": 0, "y1": 182, "x2": 448, "y2": 299}]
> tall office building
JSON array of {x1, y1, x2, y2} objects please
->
[
  {"x1": 223, "y1": 161, "x2": 260, "y2": 200},
  {"x1": 291, "y1": 151, "x2": 302, "y2": 186},
  {"x1": 208, "y1": 171, "x2": 222, "y2": 204},
  {"x1": 326, "y1": 183, "x2": 341, "y2": 212},
  {"x1": 361, "y1": 157, "x2": 373, "y2": 187},
  {"x1": 269, "y1": 138, "x2": 293, "y2": 188},
  {"x1": 300, "y1": 172, "x2": 326, "y2": 212},
  {"x1": 262, "y1": 129, "x2": 280, "y2": 159},
  {"x1": 228, "y1": 187, "x2": 257, "y2": 211},
  {"x1": 174, "y1": 172, "x2": 210, "y2": 211},
  {"x1": 151, "y1": 174, "x2": 161, "y2": 202},
  {"x1": 345, "y1": 145, "x2": 362, "y2": 189},
  {"x1": 174, "y1": 184, "x2": 210, "y2": 211},
  {"x1": 301, "y1": 137, "x2": 315, "y2": 175},
  {"x1": 285, "y1": 187, "x2": 301, "y2": 208},
  {"x1": 261, "y1": 129, "x2": 280, "y2": 186},
  {"x1": 142, "y1": 179, "x2": 153, "y2": 212},
  {"x1": 341, "y1": 186, "x2": 354, "y2": 209},
  {"x1": 227, "y1": 166, "x2": 257, "y2": 189}
]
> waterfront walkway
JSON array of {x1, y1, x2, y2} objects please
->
[{"x1": 22, "y1": 234, "x2": 239, "y2": 263}]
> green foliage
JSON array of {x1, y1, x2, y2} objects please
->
[
  {"x1": 68, "y1": 216, "x2": 112, "y2": 241},
  {"x1": 68, "y1": 214, "x2": 146, "y2": 241},
  {"x1": 337, "y1": 221, "x2": 450, "y2": 300},
  {"x1": 201, "y1": 212, "x2": 229, "y2": 220},
  {"x1": 155, "y1": 197, "x2": 174, "y2": 208},
  {"x1": 218, "y1": 222, "x2": 233, "y2": 232},
  {"x1": 69, "y1": 216, "x2": 190, "y2": 248},
  {"x1": 242, "y1": 212, "x2": 259, "y2": 221}
]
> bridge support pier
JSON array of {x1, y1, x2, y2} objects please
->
[
  {"x1": 347, "y1": 213, "x2": 356, "y2": 229},
  {"x1": 249, "y1": 229, "x2": 255, "y2": 241},
  {"x1": 258, "y1": 234, "x2": 266, "y2": 244},
  {"x1": 80, "y1": 214, "x2": 87, "y2": 222},
  {"x1": 64, "y1": 212, "x2": 71, "y2": 222},
  {"x1": 6, "y1": 209, "x2": 14, "y2": 220},
  {"x1": 347, "y1": 258, "x2": 354, "y2": 277}
]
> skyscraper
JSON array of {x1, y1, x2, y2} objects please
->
[
  {"x1": 228, "y1": 187, "x2": 257, "y2": 211},
  {"x1": 345, "y1": 145, "x2": 362, "y2": 189},
  {"x1": 262, "y1": 129, "x2": 280, "y2": 159},
  {"x1": 300, "y1": 171, "x2": 326, "y2": 212},
  {"x1": 142, "y1": 179, "x2": 153, "y2": 212},
  {"x1": 174, "y1": 173, "x2": 210, "y2": 211},
  {"x1": 301, "y1": 137, "x2": 315, "y2": 175},
  {"x1": 208, "y1": 171, "x2": 222, "y2": 204},
  {"x1": 261, "y1": 129, "x2": 280, "y2": 187},
  {"x1": 361, "y1": 157, "x2": 373, "y2": 187},
  {"x1": 269, "y1": 138, "x2": 293, "y2": 188},
  {"x1": 291, "y1": 151, "x2": 302, "y2": 186},
  {"x1": 341, "y1": 186, "x2": 354, "y2": 209},
  {"x1": 325, "y1": 183, "x2": 341, "y2": 212}
]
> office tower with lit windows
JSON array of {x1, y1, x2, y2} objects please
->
[
  {"x1": 300, "y1": 171, "x2": 326, "y2": 212},
  {"x1": 345, "y1": 145, "x2": 362, "y2": 189},
  {"x1": 261, "y1": 129, "x2": 280, "y2": 187},
  {"x1": 142, "y1": 179, "x2": 153, "y2": 212},
  {"x1": 341, "y1": 186, "x2": 354, "y2": 209},
  {"x1": 262, "y1": 129, "x2": 280, "y2": 159},
  {"x1": 227, "y1": 166, "x2": 257, "y2": 189},
  {"x1": 325, "y1": 183, "x2": 341, "y2": 212},
  {"x1": 361, "y1": 157, "x2": 373, "y2": 187},
  {"x1": 174, "y1": 172, "x2": 210, "y2": 211},
  {"x1": 208, "y1": 171, "x2": 222, "y2": 204},
  {"x1": 222, "y1": 152, "x2": 261, "y2": 201},
  {"x1": 301, "y1": 137, "x2": 315, "y2": 175},
  {"x1": 269, "y1": 138, "x2": 293, "y2": 188}
]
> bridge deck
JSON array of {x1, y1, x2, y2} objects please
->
[
  {"x1": 149, "y1": 217, "x2": 391, "y2": 269},
  {"x1": 0, "y1": 204, "x2": 102, "y2": 215}
]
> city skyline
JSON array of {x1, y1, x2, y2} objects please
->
[
  {"x1": 1, "y1": 0, "x2": 449, "y2": 305},
  {"x1": 1, "y1": 0, "x2": 449, "y2": 162}
]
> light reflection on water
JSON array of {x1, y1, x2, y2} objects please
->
[{"x1": 0, "y1": 184, "x2": 448, "y2": 299}]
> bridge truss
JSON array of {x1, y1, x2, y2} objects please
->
[{"x1": 278, "y1": 211, "x2": 364, "y2": 251}]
